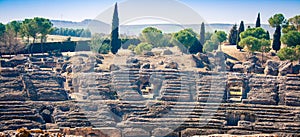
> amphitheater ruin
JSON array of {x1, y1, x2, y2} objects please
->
[{"x1": 0, "y1": 50, "x2": 299, "y2": 137}]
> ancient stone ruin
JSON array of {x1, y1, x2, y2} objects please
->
[{"x1": 0, "y1": 52, "x2": 299, "y2": 136}]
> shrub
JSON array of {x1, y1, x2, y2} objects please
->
[
  {"x1": 134, "y1": 43, "x2": 153, "y2": 55},
  {"x1": 277, "y1": 46, "x2": 298, "y2": 61},
  {"x1": 98, "y1": 43, "x2": 111, "y2": 54},
  {"x1": 128, "y1": 44, "x2": 136, "y2": 51}
]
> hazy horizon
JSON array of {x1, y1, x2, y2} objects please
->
[{"x1": 1, "y1": 0, "x2": 300, "y2": 25}]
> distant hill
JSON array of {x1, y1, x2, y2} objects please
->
[{"x1": 51, "y1": 19, "x2": 274, "y2": 36}]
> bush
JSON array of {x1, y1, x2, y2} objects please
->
[
  {"x1": 134, "y1": 43, "x2": 153, "y2": 55},
  {"x1": 277, "y1": 46, "x2": 298, "y2": 61},
  {"x1": 121, "y1": 38, "x2": 141, "y2": 49},
  {"x1": 203, "y1": 34, "x2": 219, "y2": 52},
  {"x1": 281, "y1": 31, "x2": 300, "y2": 47},
  {"x1": 90, "y1": 34, "x2": 111, "y2": 54},
  {"x1": 98, "y1": 43, "x2": 111, "y2": 54},
  {"x1": 128, "y1": 44, "x2": 136, "y2": 51}
]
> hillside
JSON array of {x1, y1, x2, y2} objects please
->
[{"x1": 51, "y1": 19, "x2": 274, "y2": 36}]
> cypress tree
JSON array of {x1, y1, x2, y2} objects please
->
[
  {"x1": 200, "y1": 22, "x2": 205, "y2": 45},
  {"x1": 272, "y1": 26, "x2": 281, "y2": 52},
  {"x1": 256, "y1": 13, "x2": 261, "y2": 28},
  {"x1": 237, "y1": 21, "x2": 245, "y2": 50},
  {"x1": 111, "y1": 3, "x2": 121, "y2": 54},
  {"x1": 266, "y1": 31, "x2": 270, "y2": 40},
  {"x1": 229, "y1": 24, "x2": 238, "y2": 45}
]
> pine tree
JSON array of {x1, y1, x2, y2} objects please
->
[
  {"x1": 228, "y1": 24, "x2": 238, "y2": 45},
  {"x1": 237, "y1": 21, "x2": 245, "y2": 50},
  {"x1": 272, "y1": 26, "x2": 281, "y2": 52},
  {"x1": 111, "y1": 3, "x2": 121, "y2": 54},
  {"x1": 200, "y1": 22, "x2": 205, "y2": 45},
  {"x1": 256, "y1": 13, "x2": 261, "y2": 28}
]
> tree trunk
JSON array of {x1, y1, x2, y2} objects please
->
[{"x1": 261, "y1": 52, "x2": 264, "y2": 65}]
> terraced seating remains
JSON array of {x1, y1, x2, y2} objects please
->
[
  {"x1": 0, "y1": 101, "x2": 45, "y2": 131},
  {"x1": 0, "y1": 68, "x2": 26, "y2": 101},
  {"x1": 196, "y1": 72, "x2": 227, "y2": 103},
  {"x1": 242, "y1": 75, "x2": 279, "y2": 105},
  {"x1": 23, "y1": 71, "x2": 68, "y2": 101},
  {"x1": 279, "y1": 76, "x2": 300, "y2": 106},
  {"x1": 0, "y1": 55, "x2": 300, "y2": 136}
]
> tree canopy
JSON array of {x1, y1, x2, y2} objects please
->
[
  {"x1": 228, "y1": 24, "x2": 238, "y2": 45},
  {"x1": 134, "y1": 42, "x2": 153, "y2": 55},
  {"x1": 203, "y1": 34, "x2": 219, "y2": 52},
  {"x1": 239, "y1": 36, "x2": 270, "y2": 53},
  {"x1": 90, "y1": 33, "x2": 111, "y2": 54},
  {"x1": 172, "y1": 28, "x2": 202, "y2": 54},
  {"x1": 240, "y1": 27, "x2": 269, "y2": 40},
  {"x1": 268, "y1": 13, "x2": 287, "y2": 28},
  {"x1": 281, "y1": 31, "x2": 300, "y2": 47},
  {"x1": 277, "y1": 46, "x2": 300, "y2": 61},
  {"x1": 141, "y1": 27, "x2": 164, "y2": 47},
  {"x1": 6, "y1": 21, "x2": 21, "y2": 37},
  {"x1": 215, "y1": 31, "x2": 227, "y2": 44},
  {"x1": 288, "y1": 15, "x2": 300, "y2": 32}
]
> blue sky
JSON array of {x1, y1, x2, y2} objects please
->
[{"x1": 0, "y1": 0, "x2": 299, "y2": 24}]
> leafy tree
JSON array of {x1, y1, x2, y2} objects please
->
[
  {"x1": 269, "y1": 14, "x2": 287, "y2": 28},
  {"x1": 215, "y1": 31, "x2": 227, "y2": 51},
  {"x1": 258, "y1": 39, "x2": 271, "y2": 64},
  {"x1": 269, "y1": 13, "x2": 287, "y2": 52},
  {"x1": 239, "y1": 36, "x2": 261, "y2": 53},
  {"x1": 172, "y1": 28, "x2": 202, "y2": 54},
  {"x1": 288, "y1": 15, "x2": 300, "y2": 32},
  {"x1": 205, "y1": 32, "x2": 213, "y2": 42},
  {"x1": 228, "y1": 24, "x2": 238, "y2": 45},
  {"x1": 34, "y1": 17, "x2": 54, "y2": 53},
  {"x1": 134, "y1": 43, "x2": 153, "y2": 55},
  {"x1": 239, "y1": 36, "x2": 271, "y2": 63},
  {"x1": 21, "y1": 19, "x2": 39, "y2": 44},
  {"x1": 140, "y1": 27, "x2": 164, "y2": 47},
  {"x1": 203, "y1": 34, "x2": 219, "y2": 52},
  {"x1": 215, "y1": 31, "x2": 227, "y2": 43},
  {"x1": 0, "y1": 29, "x2": 25, "y2": 55},
  {"x1": 281, "y1": 31, "x2": 300, "y2": 47},
  {"x1": 277, "y1": 46, "x2": 299, "y2": 62},
  {"x1": 200, "y1": 22, "x2": 205, "y2": 45},
  {"x1": 6, "y1": 21, "x2": 21, "y2": 37},
  {"x1": 239, "y1": 27, "x2": 271, "y2": 61},
  {"x1": 237, "y1": 21, "x2": 245, "y2": 50},
  {"x1": 240, "y1": 27, "x2": 269, "y2": 40},
  {"x1": 256, "y1": 13, "x2": 261, "y2": 28},
  {"x1": 110, "y1": 3, "x2": 121, "y2": 54},
  {"x1": 90, "y1": 33, "x2": 111, "y2": 54}
]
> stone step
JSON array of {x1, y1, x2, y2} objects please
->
[{"x1": 0, "y1": 115, "x2": 41, "y2": 121}]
